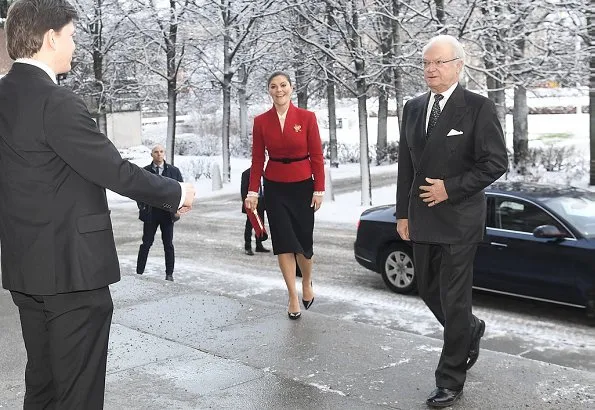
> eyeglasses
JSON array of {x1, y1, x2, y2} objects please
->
[{"x1": 422, "y1": 57, "x2": 460, "y2": 69}]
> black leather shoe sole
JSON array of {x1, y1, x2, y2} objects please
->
[
  {"x1": 466, "y1": 319, "x2": 485, "y2": 370},
  {"x1": 255, "y1": 248, "x2": 270, "y2": 253}
]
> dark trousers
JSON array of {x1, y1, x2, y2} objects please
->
[
  {"x1": 244, "y1": 208, "x2": 265, "y2": 250},
  {"x1": 413, "y1": 242, "x2": 481, "y2": 390},
  {"x1": 11, "y1": 287, "x2": 113, "y2": 410},
  {"x1": 137, "y1": 216, "x2": 175, "y2": 275}
]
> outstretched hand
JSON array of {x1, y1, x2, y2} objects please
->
[{"x1": 179, "y1": 183, "x2": 195, "y2": 213}]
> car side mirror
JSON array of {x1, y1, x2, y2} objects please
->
[{"x1": 533, "y1": 225, "x2": 566, "y2": 239}]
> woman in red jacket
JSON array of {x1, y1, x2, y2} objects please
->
[{"x1": 245, "y1": 71, "x2": 325, "y2": 320}]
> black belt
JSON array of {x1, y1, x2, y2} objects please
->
[{"x1": 268, "y1": 155, "x2": 309, "y2": 164}]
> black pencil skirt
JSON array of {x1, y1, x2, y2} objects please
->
[{"x1": 263, "y1": 177, "x2": 315, "y2": 259}]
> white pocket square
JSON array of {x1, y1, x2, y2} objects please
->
[{"x1": 447, "y1": 129, "x2": 463, "y2": 136}]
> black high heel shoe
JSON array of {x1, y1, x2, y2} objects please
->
[
  {"x1": 287, "y1": 311, "x2": 301, "y2": 320},
  {"x1": 302, "y1": 281, "x2": 314, "y2": 310}
]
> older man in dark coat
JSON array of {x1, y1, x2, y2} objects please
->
[{"x1": 396, "y1": 35, "x2": 508, "y2": 407}]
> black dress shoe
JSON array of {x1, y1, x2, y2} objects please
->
[
  {"x1": 165, "y1": 275, "x2": 174, "y2": 282},
  {"x1": 467, "y1": 319, "x2": 485, "y2": 370},
  {"x1": 426, "y1": 387, "x2": 462, "y2": 407},
  {"x1": 245, "y1": 249, "x2": 254, "y2": 256},
  {"x1": 255, "y1": 246, "x2": 270, "y2": 253}
]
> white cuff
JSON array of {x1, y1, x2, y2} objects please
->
[
  {"x1": 247, "y1": 191, "x2": 259, "y2": 198},
  {"x1": 313, "y1": 191, "x2": 325, "y2": 196},
  {"x1": 177, "y1": 182, "x2": 186, "y2": 209}
]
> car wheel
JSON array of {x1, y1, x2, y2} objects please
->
[{"x1": 380, "y1": 244, "x2": 416, "y2": 294}]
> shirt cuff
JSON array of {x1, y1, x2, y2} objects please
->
[
  {"x1": 313, "y1": 191, "x2": 325, "y2": 196},
  {"x1": 247, "y1": 191, "x2": 259, "y2": 198},
  {"x1": 177, "y1": 182, "x2": 186, "y2": 209}
]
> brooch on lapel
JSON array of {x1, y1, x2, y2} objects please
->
[{"x1": 293, "y1": 124, "x2": 302, "y2": 132}]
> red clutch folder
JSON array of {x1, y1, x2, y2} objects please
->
[{"x1": 248, "y1": 209, "x2": 268, "y2": 241}]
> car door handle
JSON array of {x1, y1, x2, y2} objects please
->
[{"x1": 490, "y1": 242, "x2": 508, "y2": 248}]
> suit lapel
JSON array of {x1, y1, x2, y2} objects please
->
[
  {"x1": 418, "y1": 92, "x2": 431, "y2": 143},
  {"x1": 266, "y1": 106, "x2": 283, "y2": 137}
]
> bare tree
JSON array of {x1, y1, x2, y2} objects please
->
[
  {"x1": 126, "y1": 0, "x2": 195, "y2": 165},
  {"x1": 293, "y1": 0, "x2": 375, "y2": 205},
  {"x1": 71, "y1": 0, "x2": 138, "y2": 136},
  {"x1": 193, "y1": 0, "x2": 278, "y2": 182}
]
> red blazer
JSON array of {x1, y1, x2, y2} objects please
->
[{"x1": 249, "y1": 102, "x2": 325, "y2": 192}]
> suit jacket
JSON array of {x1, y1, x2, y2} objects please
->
[
  {"x1": 0, "y1": 63, "x2": 181, "y2": 295},
  {"x1": 241, "y1": 168, "x2": 265, "y2": 214},
  {"x1": 249, "y1": 102, "x2": 325, "y2": 192},
  {"x1": 138, "y1": 162, "x2": 184, "y2": 223},
  {"x1": 396, "y1": 85, "x2": 508, "y2": 244}
]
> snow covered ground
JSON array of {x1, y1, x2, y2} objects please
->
[{"x1": 110, "y1": 106, "x2": 591, "y2": 224}]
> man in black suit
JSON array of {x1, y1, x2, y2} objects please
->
[
  {"x1": 241, "y1": 167, "x2": 270, "y2": 255},
  {"x1": 136, "y1": 144, "x2": 185, "y2": 281},
  {"x1": 0, "y1": 1, "x2": 195, "y2": 408},
  {"x1": 396, "y1": 35, "x2": 508, "y2": 407}
]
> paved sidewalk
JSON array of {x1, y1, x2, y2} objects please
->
[{"x1": 1, "y1": 273, "x2": 594, "y2": 409}]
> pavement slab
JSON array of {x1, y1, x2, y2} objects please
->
[{"x1": 1, "y1": 273, "x2": 594, "y2": 409}]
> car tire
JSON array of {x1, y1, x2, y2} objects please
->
[{"x1": 380, "y1": 244, "x2": 416, "y2": 294}]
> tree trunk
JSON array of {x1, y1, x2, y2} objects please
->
[
  {"x1": 357, "y1": 75, "x2": 371, "y2": 206},
  {"x1": 377, "y1": 90, "x2": 388, "y2": 165},
  {"x1": 512, "y1": 34, "x2": 528, "y2": 174},
  {"x1": 512, "y1": 85, "x2": 528, "y2": 173},
  {"x1": 295, "y1": 13, "x2": 309, "y2": 109},
  {"x1": 348, "y1": 0, "x2": 371, "y2": 205},
  {"x1": 221, "y1": 68, "x2": 232, "y2": 182},
  {"x1": 221, "y1": 3, "x2": 231, "y2": 182},
  {"x1": 391, "y1": 0, "x2": 403, "y2": 124},
  {"x1": 165, "y1": 8, "x2": 178, "y2": 165},
  {"x1": 434, "y1": 0, "x2": 445, "y2": 26},
  {"x1": 327, "y1": 76, "x2": 339, "y2": 168},
  {"x1": 97, "y1": 114, "x2": 107, "y2": 139},
  {"x1": 91, "y1": 0, "x2": 107, "y2": 137},
  {"x1": 481, "y1": 1, "x2": 506, "y2": 136},
  {"x1": 166, "y1": 80, "x2": 176, "y2": 165},
  {"x1": 376, "y1": 6, "x2": 392, "y2": 165},
  {"x1": 590, "y1": 10, "x2": 594, "y2": 185},
  {"x1": 0, "y1": 0, "x2": 8, "y2": 19},
  {"x1": 295, "y1": 67, "x2": 308, "y2": 109},
  {"x1": 238, "y1": 64, "x2": 249, "y2": 155},
  {"x1": 486, "y1": 75, "x2": 506, "y2": 136}
]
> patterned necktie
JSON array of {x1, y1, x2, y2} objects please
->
[{"x1": 427, "y1": 93, "x2": 444, "y2": 138}]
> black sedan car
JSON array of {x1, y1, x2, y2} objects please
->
[{"x1": 354, "y1": 182, "x2": 595, "y2": 318}]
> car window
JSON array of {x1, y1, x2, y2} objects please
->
[
  {"x1": 541, "y1": 195, "x2": 595, "y2": 239},
  {"x1": 494, "y1": 197, "x2": 567, "y2": 235}
]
